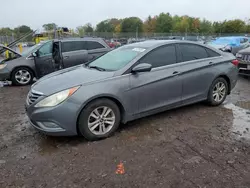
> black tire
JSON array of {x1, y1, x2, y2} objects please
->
[
  {"x1": 78, "y1": 99, "x2": 121, "y2": 141},
  {"x1": 11, "y1": 67, "x2": 34, "y2": 86},
  {"x1": 207, "y1": 77, "x2": 228, "y2": 106}
]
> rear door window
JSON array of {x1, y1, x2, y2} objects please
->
[
  {"x1": 86, "y1": 41, "x2": 105, "y2": 50},
  {"x1": 62, "y1": 41, "x2": 86, "y2": 52},
  {"x1": 179, "y1": 44, "x2": 208, "y2": 62},
  {"x1": 140, "y1": 45, "x2": 177, "y2": 68}
]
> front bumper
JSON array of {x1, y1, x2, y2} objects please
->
[
  {"x1": 0, "y1": 68, "x2": 10, "y2": 81},
  {"x1": 238, "y1": 61, "x2": 250, "y2": 76},
  {"x1": 25, "y1": 97, "x2": 82, "y2": 136}
]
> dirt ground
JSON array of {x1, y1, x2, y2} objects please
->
[{"x1": 0, "y1": 78, "x2": 250, "y2": 188}]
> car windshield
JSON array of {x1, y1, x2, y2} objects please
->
[
  {"x1": 21, "y1": 42, "x2": 43, "y2": 57},
  {"x1": 88, "y1": 47, "x2": 145, "y2": 71}
]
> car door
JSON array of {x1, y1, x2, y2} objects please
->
[
  {"x1": 177, "y1": 43, "x2": 221, "y2": 104},
  {"x1": 61, "y1": 41, "x2": 88, "y2": 68},
  {"x1": 86, "y1": 41, "x2": 108, "y2": 61},
  {"x1": 33, "y1": 41, "x2": 54, "y2": 78},
  {"x1": 129, "y1": 44, "x2": 182, "y2": 115}
]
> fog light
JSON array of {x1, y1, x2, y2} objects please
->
[{"x1": 37, "y1": 122, "x2": 62, "y2": 129}]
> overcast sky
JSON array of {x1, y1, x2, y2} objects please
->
[{"x1": 1, "y1": 0, "x2": 249, "y2": 30}]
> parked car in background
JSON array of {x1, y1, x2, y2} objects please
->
[
  {"x1": 207, "y1": 36, "x2": 249, "y2": 55},
  {"x1": 0, "y1": 38, "x2": 111, "y2": 86},
  {"x1": 185, "y1": 36, "x2": 205, "y2": 44},
  {"x1": 117, "y1": 38, "x2": 128, "y2": 45},
  {"x1": 236, "y1": 47, "x2": 250, "y2": 76},
  {"x1": 26, "y1": 40, "x2": 238, "y2": 141}
]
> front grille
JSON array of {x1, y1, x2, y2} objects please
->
[
  {"x1": 242, "y1": 54, "x2": 250, "y2": 62},
  {"x1": 27, "y1": 90, "x2": 43, "y2": 105}
]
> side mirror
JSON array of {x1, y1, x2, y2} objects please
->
[
  {"x1": 32, "y1": 50, "x2": 39, "y2": 57},
  {"x1": 32, "y1": 52, "x2": 37, "y2": 57},
  {"x1": 132, "y1": 63, "x2": 152, "y2": 73}
]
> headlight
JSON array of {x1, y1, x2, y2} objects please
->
[
  {"x1": 236, "y1": 53, "x2": 242, "y2": 58},
  {"x1": 0, "y1": 64, "x2": 7, "y2": 70},
  {"x1": 35, "y1": 86, "x2": 80, "y2": 107}
]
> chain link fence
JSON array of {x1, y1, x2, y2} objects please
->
[{"x1": 0, "y1": 35, "x2": 15, "y2": 44}]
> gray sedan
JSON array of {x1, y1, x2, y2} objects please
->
[{"x1": 26, "y1": 40, "x2": 238, "y2": 141}]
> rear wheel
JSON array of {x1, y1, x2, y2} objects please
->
[
  {"x1": 78, "y1": 99, "x2": 121, "y2": 141},
  {"x1": 11, "y1": 67, "x2": 34, "y2": 86},
  {"x1": 207, "y1": 77, "x2": 228, "y2": 106}
]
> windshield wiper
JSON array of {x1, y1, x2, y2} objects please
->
[{"x1": 88, "y1": 66, "x2": 106, "y2": 71}]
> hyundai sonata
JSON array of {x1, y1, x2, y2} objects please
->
[{"x1": 26, "y1": 40, "x2": 238, "y2": 140}]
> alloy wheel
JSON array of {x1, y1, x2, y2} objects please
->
[
  {"x1": 213, "y1": 82, "x2": 226, "y2": 102},
  {"x1": 88, "y1": 106, "x2": 115, "y2": 135},
  {"x1": 15, "y1": 70, "x2": 31, "y2": 85}
]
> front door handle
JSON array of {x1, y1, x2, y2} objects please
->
[
  {"x1": 173, "y1": 71, "x2": 179, "y2": 75},
  {"x1": 63, "y1": 56, "x2": 69, "y2": 60},
  {"x1": 209, "y1": 61, "x2": 213, "y2": 65},
  {"x1": 45, "y1": 58, "x2": 52, "y2": 62}
]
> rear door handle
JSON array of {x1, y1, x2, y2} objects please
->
[{"x1": 209, "y1": 62, "x2": 213, "y2": 64}]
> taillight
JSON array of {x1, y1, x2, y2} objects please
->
[{"x1": 231, "y1": 59, "x2": 239, "y2": 66}]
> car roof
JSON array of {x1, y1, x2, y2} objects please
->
[
  {"x1": 123, "y1": 40, "x2": 177, "y2": 48},
  {"x1": 122, "y1": 40, "x2": 206, "y2": 49},
  {"x1": 59, "y1": 37, "x2": 105, "y2": 42},
  {"x1": 216, "y1": 36, "x2": 247, "y2": 40}
]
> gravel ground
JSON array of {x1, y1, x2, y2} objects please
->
[{"x1": 0, "y1": 78, "x2": 250, "y2": 188}]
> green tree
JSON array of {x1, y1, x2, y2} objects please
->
[
  {"x1": 172, "y1": 15, "x2": 182, "y2": 32},
  {"x1": 155, "y1": 13, "x2": 173, "y2": 33},
  {"x1": 109, "y1": 18, "x2": 122, "y2": 28},
  {"x1": 120, "y1": 17, "x2": 143, "y2": 33},
  {"x1": 179, "y1": 16, "x2": 190, "y2": 33},
  {"x1": 213, "y1": 22, "x2": 223, "y2": 33},
  {"x1": 0, "y1": 27, "x2": 13, "y2": 36},
  {"x1": 76, "y1": 26, "x2": 85, "y2": 36},
  {"x1": 96, "y1": 19, "x2": 115, "y2": 32},
  {"x1": 199, "y1": 19, "x2": 213, "y2": 34},
  {"x1": 83, "y1": 23, "x2": 94, "y2": 33},
  {"x1": 192, "y1": 18, "x2": 200, "y2": 33},
  {"x1": 13, "y1": 25, "x2": 33, "y2": 41},
  {"x1": 143, "y1": 16, "x2": 157, "y2": 33},
  {"x1": 42, "y1": 23, "x2": 57, "y2": 31},
  {"x1": 223, "y1": 19, "x2": 246, "y2": 33}
]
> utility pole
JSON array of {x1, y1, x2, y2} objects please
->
[{"x1": 136, "y1": 26, "x2": 138, "y2": 40}]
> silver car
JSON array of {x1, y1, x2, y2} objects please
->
[
  {"x1": 0, "y1": 38, "x2": 110, "y2": 86},
  {"x1": 25, "y1": 40, "x2": 238, "y2": 141}
]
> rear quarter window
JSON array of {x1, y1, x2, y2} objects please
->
[
  {"x1": 86, "y1": 41, "x2": 105, "y2": 50},
  {"x1": 206, "y1": 48, "x2": 220, "y2": 57},
  {"x1": 179, "y1": 44, "x2": 208, "y2": 61}
]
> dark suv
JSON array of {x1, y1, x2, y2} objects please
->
[
  {"x1": 236, "y1": 47, "x2": 250, "y2": 77},
  {"x1": 0, "y1": 38, "x2": 111, "y2": 85}
]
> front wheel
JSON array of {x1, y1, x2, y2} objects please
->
[
  {"x1": 78, "y1": 99, "x2": 121, "y2": 141},
  {"x1": 11, "y1": 67, "x2": 34, "y2": 86},
  {"x1": 207, "y1": 77, "x2": 228, "y2": 106}
]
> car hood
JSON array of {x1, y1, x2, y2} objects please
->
[
  {"x1": 0, "y1": 45, "x2": 22, "y2": 56},
  {"x1": 238, "y1": 47, "x2": 250, "y2": 54},
  {"x1": 32, "y1": 65, "x2": 115, "y2": 95}
]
